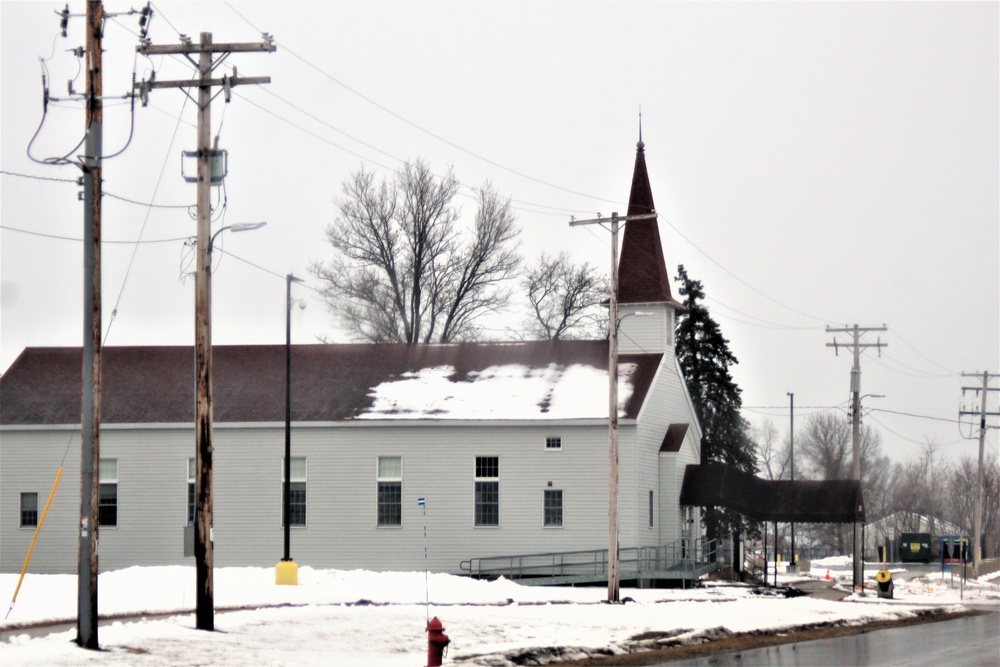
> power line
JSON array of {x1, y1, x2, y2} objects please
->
[
  {"x1": 233, "y1": 89, "x2": 588, "y2": 218},
  {"x1": 869, "y1": 407, "x2": 966, "y2": 425},
  {"x1": 105, "y1": 94, "x2": 191, "y2": 345},
  {"x1": 662, "y1": 215, "x2": 837, "y2": 325},
  {"x1": 1, "y1": 224, "x2": 189, "y2": 245},
  {"x1": 223, "y1": 2, "x2": 624, "y2": 208},
  {"x1": 0, "y1": 169, "x2": 76, "y2": 183},
  {"x1": 1, "y1": 170, "x2": 192, "y2": 209},
  {"x1": 866, "y1": 414, "x2": 968, "y2": 447}
]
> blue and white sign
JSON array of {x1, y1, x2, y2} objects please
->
[{"x1": 417, "y1": 497, "x2": 426, "y2": 507}]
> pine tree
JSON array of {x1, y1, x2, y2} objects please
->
[{"x1": 674, "y1": 265, "x2": 758, "y2": 541}]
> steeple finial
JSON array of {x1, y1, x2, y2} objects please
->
[{"x1": 637, "y1": 106, "x2": 644, "y2": 151}]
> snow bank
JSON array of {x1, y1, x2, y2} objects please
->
[{"x1": 1, "y1": 565, "x2": 996, "y2": 666}]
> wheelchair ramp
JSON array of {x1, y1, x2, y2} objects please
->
[{"x1": 460, "y1": 538, "x2": 731, "y2": 587}]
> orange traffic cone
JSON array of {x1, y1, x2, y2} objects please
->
[{"x1": 825, "y1": 568, "x2": 831, "y2": 581}]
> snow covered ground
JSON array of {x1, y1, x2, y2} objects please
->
[{"x1": 2, "y1": 557, "x2": 998, "y2": 666}]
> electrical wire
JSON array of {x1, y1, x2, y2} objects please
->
[
  {"x1": 0, "y1": 224, "x2": 190, "y2": 245},
  {"x1": 223, "y1": 1, "x2": 624, "y2": 208},
  {"x1": 104, "y1": 94, "x2": 190, "y2": 345},
  {"x1": 1, "y1": 169, "x2": 192, "y2": 210}
]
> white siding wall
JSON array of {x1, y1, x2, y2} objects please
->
[
  {"x1": 1, "y1": 429, "x2": 81, "y2": 573},
  {"x1": 3, "y1": 422, "x2": 624, "y2": 574},
  {"x1": 618, "y1": 304, "x2": 675, "y2": 355},
  {"x1": 634, "y1": 351, "x2": 701, "y2": 548},
  {"x1": 658, "y1": 432, "x2": 700, "y2": 544}
]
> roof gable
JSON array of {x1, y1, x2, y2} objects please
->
[{"x1": 1, "y1": 342, "x2": 663, "y2": 426}]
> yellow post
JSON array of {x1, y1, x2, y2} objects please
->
[
  {"x1": 275, "y1": 560, "x2": 298, "y2": 586},
  {"x1": 7, "y1": 468, "x2": 63, "y2": 618}
]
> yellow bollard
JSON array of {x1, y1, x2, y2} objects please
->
[{"x1": 275, "y1": 560, "x2": 298, "y2": 585}]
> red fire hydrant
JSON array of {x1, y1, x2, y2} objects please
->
[{"x1": 426, "y1": 616, "x2": 451, "y2": 667}]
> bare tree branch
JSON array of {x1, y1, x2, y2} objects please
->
[
  {"x1": 522, "y1": 251, "x2": 609, "y2": 340},
  {"x1": 311, "y1": 160, "x2": 520, "y2": 343}
]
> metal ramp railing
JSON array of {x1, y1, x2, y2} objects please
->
[{"x1": 460, "y1": 537, "x2": 732, "y2": 586}]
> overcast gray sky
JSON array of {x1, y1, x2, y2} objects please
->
[{"x1": 2, "y1": 1, "x2": 997, "y2": 464}]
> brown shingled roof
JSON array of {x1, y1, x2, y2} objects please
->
[{"x1": 1, "y1": 341, "x2": 662, "y2": 426}]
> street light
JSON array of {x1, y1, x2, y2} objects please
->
[
  {"x1": 193, "y1": 220, "x2": 265, "y2": 630},
  {"x1": 209, "y1": 222, "x2": 267, "y2": 250},
  {"x1": 276, "y1": 273, "x2": 305, "y2": 586}
]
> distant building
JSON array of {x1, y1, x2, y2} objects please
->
[{"x1": 1, "y1": 140, "x2": 703, "y2": 574}]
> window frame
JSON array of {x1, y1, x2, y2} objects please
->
[
  {"x1": 187, "y1": 458, "x2": 196, "y2": 526},
  {"x1": 545, "y1": 436, "x2": 562, "y2": 451},
  {"x1": 99, "y1": 458, "x2": 118, "y2": 528},
  {"x1": 376, "y1": 456, "x2": 403, "y2": 527},
  {"x1": 474, "y1": 456, "x2": 500, "y2": 527},
  {"x1": 20, "y1": 492, "x2": 39, "y2": 528},
  {"x1": 649, "y1": 490, "x2": 654, "y2": 529},
  {"x1": 543, "y1": 489, "x2": 563, "y2": 528},
  {"x1": 281, "y1": 456, "x2": 307, "y2": 528}
]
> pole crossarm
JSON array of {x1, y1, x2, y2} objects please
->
[
  {"x1": 570, "y1": 212, "x2": 656, "y2": 227},
  {"x1": 137, "y1": 41, "x2": 276, "y2": 55},
  {"x1": 137, "y1": 75, "x2": 271, "y2": 90}
]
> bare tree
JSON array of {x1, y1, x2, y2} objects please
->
[
  {"x1": 522, "y1": 252, "x2": 608, "y2": 340},
  {"x1": 945, "y1": 455, "x2": 1000, "y2": 558},
  {"x1": 797, "y1": 412, "x2": 887, "y2": 553},
  {"x1": 753, "y1": 418, "x2": 790, "y2": 481},
  {"x1": 311, "y1": 160, "x2": 520, "y2": 343}
]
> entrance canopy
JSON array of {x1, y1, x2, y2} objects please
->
[{"x1": 680, "y1": 463, "x2": 865, "y2": 523}]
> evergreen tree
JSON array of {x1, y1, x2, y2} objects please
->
[{"x1": 674, "y1": 264, "x2": 758, "y2": 541}]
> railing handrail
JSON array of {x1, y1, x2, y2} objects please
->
[{"x1": 462, "y1": 537, "x2": 732, "y2": 580}]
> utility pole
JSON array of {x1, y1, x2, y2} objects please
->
[
  {"x1": 787, "y1": 392, "x2": 795, "y2": 573},
  {"x1": 137, "y1": 32, "x2": 274, "y2": 632},
  {"x1": 826, "y1": 324, "x2": 886, "y2": 592},
  {"x1": 960, "y1": 371, "x2": 999, "y2": 578},
  {"x1": 570, "y1": 211, "x2": 656, "y2": 603},
  {"x1": 77, "y1": 0, "x2": 103, "y2": 650}
]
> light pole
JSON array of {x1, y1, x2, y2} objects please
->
[
  {"x1": 787, "y1": 392, "x2": 795, "y2": 573},
  {"x1": 277, "y1": 273, "x2": 304, "y2": 586},
  {"x1": 194, "y1": 220, "x2": 265, "y2": 630}
]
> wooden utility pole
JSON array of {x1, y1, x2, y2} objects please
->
[
  {"x1": 960, "y1": 371, "x2": 999, "y2": 578},
  {"x1": 137, "y1": 32, "x2": 274, "y2": 631},
  {"x1": 826, "y1": 324, "x2": 886, "y2": 592},
  {"x1": 77, "y1": 0, "x2": 103, "y2": 650},
  {"x1": 571, "y1": 211, "x2": 656, "y2": 603}
]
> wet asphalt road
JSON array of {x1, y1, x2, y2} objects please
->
[{"x1": 665, "y1": 611, "x2": 1000, "y2": 666}]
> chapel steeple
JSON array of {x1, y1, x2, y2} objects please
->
[{"x1": 617, "y1": 136, "x2": 681, "y2": 306}]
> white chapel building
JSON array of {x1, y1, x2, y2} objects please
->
[{"x1": 0, "y1": 140, "x2": 703, "y2": 575}]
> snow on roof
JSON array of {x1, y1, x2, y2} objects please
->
[
  {"x1": 0, "y1": 342, "x2": 661, "y2": 425},
  {"x1": 358, "y1": 362, "x2": 637, "y2": 420}
]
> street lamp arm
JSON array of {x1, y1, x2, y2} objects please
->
[{"x1": 208, "y1": 221, "x2": 267, "y2": 251}]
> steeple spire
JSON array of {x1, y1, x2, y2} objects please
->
[
  {"x1": 617, "y1": 135, "x2": 680, "y2": 306},
  {"x1": 638, "y1": 107, "x2": 644, "y2": 150}
]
